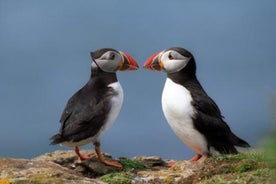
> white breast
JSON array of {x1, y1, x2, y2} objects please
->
[
  {"x1": 162, "y1": 78, "x2": 207, "y2": 154},
  {"x1": 93, "y1": 81, "x2": 124, "y2": 143}
]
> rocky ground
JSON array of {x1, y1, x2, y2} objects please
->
[{"x1": 0, "y1": 150, "x2": 275, "y2": 184}]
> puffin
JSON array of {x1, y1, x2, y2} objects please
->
[
  {"x1": 50, "y1": 48, "x2": 139, "y2": 168},
  {"x1": 143, "y1": 47, "x2": 250, "y2": 163}
]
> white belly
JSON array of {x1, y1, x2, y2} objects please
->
[
  {"x1": 162, "y1": 78, "x2": 207, "y2": 154},
  {"x1": 94, "y1": 81, "x2": 124, "y2": 142}
]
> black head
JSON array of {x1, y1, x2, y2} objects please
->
[
  {"x1": 90, "y1": 48, "x2": 139, "y2": 72},
  {"x1": 143, "y1": 47, "x2": 196, "y2": 75}
]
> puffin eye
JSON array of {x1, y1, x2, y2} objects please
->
[
  {"x1": 110, "y1": 53, "x2": 115, "y2": 60},
  {"x1": 168, "y1": 53, "x2": 174, "y2": 60}
]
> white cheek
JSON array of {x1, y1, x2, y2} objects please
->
[
  {"x1": 163, "y1": 59, "x2": 189, "y2": 73},
  {"x1": 98, "y1": 60, "x2": 119, "y2": 72}
]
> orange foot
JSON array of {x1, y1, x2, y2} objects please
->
[
  {"x1": 167, "y1": 160, "x2": 177, "y2": 167},
  {"x1": 198, "y1": 154, "x2": 210, "y2": 163},
  {"x1": 78, "y1": 154, "x2": 96, "y2": 161},
  {"x1": 74, "y1": 146, "x2": 96, "y2": 161},
  {"x1": 94, "y1": 143, "x2": 123, "y2": 168},
  {"x1": 189, "y1": 154, "x2": 202, "y2": 162},
  {"x1": 103, "y1": 160, "x2": 122, "y2": 168}
]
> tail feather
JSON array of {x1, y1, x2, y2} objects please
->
[
  {"x1": 50, "y1": 134, "x2": 65, "y2": 145},
  {"x1": 213, "y1": 133, "x2": 250, "y2": 154},
  {"x1": 230, "y1": 132, "x2": 250, "y2": 148},
  {"x1": 213, "y1": 143, "x2": 239, "y2": 154}
]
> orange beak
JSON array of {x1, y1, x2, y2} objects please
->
[
  {"x1": 119, "y1": 52, "x2": 139, "y2": 71},
  {"x1": 143, "y1": 53, "x2": 162, "y2": 71}
]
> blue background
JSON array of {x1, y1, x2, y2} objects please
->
[{"x1": 0, "y1": 0, "x2": 275, "y2": 159}]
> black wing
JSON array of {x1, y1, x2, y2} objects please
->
[
  {"x1": 191, "y1": 83, "x2": 249, "y2": 153},
  {"x1": 192, "y1": 88, "x2": 231, "y2": 137},
  {"x1": 51, "y1": 80, "x2": 113, "y2": 144}
]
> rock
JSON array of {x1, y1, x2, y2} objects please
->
[
  {"x1": 0, "y1": 150, "x2": 274, "y2": 184},
  {"x1": 34, "y1": 150, "x2": 121, "y2": 177},
  {"x1": 132, "y1": 161, "x2": 203, "y2": 184},
  {"x1": 0, "y1": 157, "x2": 105, "y2": 184},
  {"x1": 74, "y1": 159, "x2": 121, "y2": 178},
  {"x1": 1, "y1": 150, "x2": 122, "y2": 184},
  {"x1": 132, "y1": 156, "x2": 166, "y2": 167}
]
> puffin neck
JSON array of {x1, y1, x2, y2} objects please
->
[
  {"x1": 167, "y1": 58, "x2": 198, "y2": 86},
  {"x1": 168, "y1": 68, "x2": 194, "y2": 82},
  {"x1": 167, "y1": 68, "x2": 202, "y2": 91},
  {"x1": 90, "y1": 67, "x2": 118, "y2": 84}
]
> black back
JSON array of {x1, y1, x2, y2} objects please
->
[
  {"x1": 167, "y1": 55, "x2": 249, "y2": 154},
  {"x1": 50, "y1": 70, "x2": 118, "y2": 144}
]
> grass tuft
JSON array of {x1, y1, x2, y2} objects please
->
[
  {"x1": 119, "y1": 157, "x2": 146, "y2": 171},
  {"x1": 100, "y1": 172, "x2": 131, "y2": 184},
  {"x1": 99, "y1": 158, "x2": 146, "y2": 184}
]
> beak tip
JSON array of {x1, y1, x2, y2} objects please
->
[
  {"x1": 130, "y1": 65, "x2": 139, "y2": 71},
  {"x1": 143, "y1": 64, "x2": 150, "y2": 70},
  {"x1": 143, "y1": 53, "x2": 160, "y2": 71},
  {"x1": 121, "y1": 52, "x2": 139, "y2": 71}
]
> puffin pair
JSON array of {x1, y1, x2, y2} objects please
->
[
  {"x1": 51, "y1": 47, "x2": 249, "y2": 168},
  {"x1": 144, "y1": 47, "x2": 250, "y2": 163}
]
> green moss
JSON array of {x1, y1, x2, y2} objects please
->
[
  {"x1": 237, "y1": 163, "x2": 252, "y2": 173},
  {"x1": 100, "y1": 172, "x2": 132, "y2": 184},
  {"x1": 99, "y1": 158, "x2": 145, "y2": 184},
  {"x1": 200, "y1": 168, "x2": 276, "y2": 184},
  {"x1": 199, "y1": 153, "x2": 276, "y2": 184},
  {"x1": 165, "y1": 175, "x2": 176, "y2": 184},
  {"x1": 263, "y1": 101, "x2": 276, "y2": 168},
  {"x1": 263, "y1": 131, "x2": 276, "y2": 168},
  {"x1": 213, "y1": 153, "x2": 264, "y2": 163},
  {"x1": 119, "y1": 157, "x2": 146, "y2": 171},
  {"x1": 28, "y1": 174, "x2": 63, "y2": 184}
]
